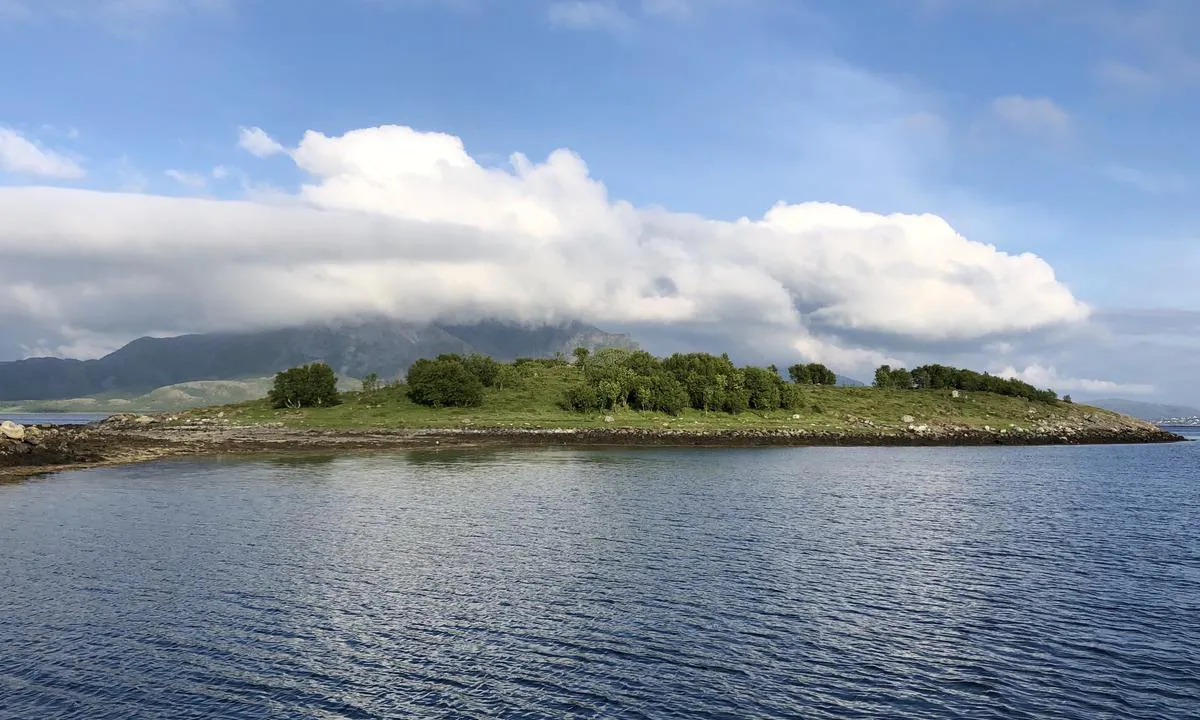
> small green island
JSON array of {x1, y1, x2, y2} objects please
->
[{"x1": 0, "y1": 348, "x2": 1185, "y2": 478}]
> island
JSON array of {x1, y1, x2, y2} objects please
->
[{"x1": 1, "y1": 350, "x2": 1185, "y2": 479}]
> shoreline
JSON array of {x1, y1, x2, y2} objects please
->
[{"x1": 1, "y1": 418, "x2": 1187, "y2": 480}]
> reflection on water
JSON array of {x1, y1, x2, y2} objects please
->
[{"x1": 1, "y1": 443, "x2": 1198, "y2": 719}]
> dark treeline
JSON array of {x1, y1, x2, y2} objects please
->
[
  {"x1": 873, "y1": 363, "x2": 1058, "y2": 403},
  {"x1": 561, "y1": 349, "x2": 836, "y2": 415},
  {"x1": 268, "y1": 353, "x2": 1061, "y2": 411}
]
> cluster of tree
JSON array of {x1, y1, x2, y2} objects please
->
[
  {"x1": 268, "y1": 362, "x2": 341, "y2": 409},
  {"x1": 872, "y1": 363, "x2": 1059, "y2": 402},
  {"x1": 788, "y1": 363, "x2": 838, "y2": 386},
  {"x1": 561, "y1": 348, "x2": 831, "y2": 415},
  {"x1": 404, "y1": 354, "x2": 500, "y2": 408}
]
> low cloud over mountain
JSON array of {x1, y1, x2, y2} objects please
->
[{"x1": 1, "y1": 123, "x2": 1093, "y2": 380}]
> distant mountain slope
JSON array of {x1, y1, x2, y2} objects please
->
[
  {"x1": 0, "y1": 376, "x2": 361, "y2": 413},
  {"x1": 1084, "y1": 398, "x2": 1200, "y2": 422},
  {"x1": 0, "y1": 319, "x2": 638, "y2": 401}
]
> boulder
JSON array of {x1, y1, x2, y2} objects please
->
[
  {"x1": 901, "y1": 415, "x2": 915, "y2": 424},
  {"x1": 604, "y1": 415, "x2": 615, "y2": 424},
  {"x1": 0, "y1": 420, "x2": 25, "y2": 441},
  {"x1": 24, "y1": 426, "x2": 43, "y2": 445}
]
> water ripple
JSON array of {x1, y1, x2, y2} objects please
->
[{"x1": 2, "y1": 440, "x2": 1199, "y2": 718}]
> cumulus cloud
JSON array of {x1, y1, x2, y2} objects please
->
[
  {"x1": 998, "y1": 364, "x2": 1155, "y2": 396},
  {"x1": 238, "y1": 126, "x2": 285, "y2": 157},
  {"x1": 990, "y1": 95, "x2": 1072, "y2": 137},
  {"x1": 0, "y1": 127, "x2": 84, "y2": 179},
  {"x1": 0, "y1": 123, "x2": 1091, "y2": 373}
]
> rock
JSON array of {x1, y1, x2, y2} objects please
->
[
  {"x1": 0, "y1": 420, "x2": 25, "y2": 441},
  {"x1": 24, "y1": 426, "x2": 43, "y2": 445},
  {"x1": 135, "y1": 415, "x2": 156, "y2": 425},
  {"x1": 951, "y1": 390, "x2": 961, "y2": 398},
  {"x1": 901, "y1": 415, "x2": 915, "y2": 424},
  {"x1": 792, "y1": 414, "x2": 801, "y2": 420},
  {"x1": 604, "y1": 415, "x2": 615, "y2": 424}
]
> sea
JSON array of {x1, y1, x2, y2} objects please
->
[
  {"x1": 0, "y1": 412, "x2": 111, "y2": 426},
  {"x1": 1, "y1": 434, "x2": 1198, "y2": 719}
]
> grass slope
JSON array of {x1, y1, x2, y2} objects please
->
[{"x1": 182, "y1": 363, "x2": 1114, "y2": 432}]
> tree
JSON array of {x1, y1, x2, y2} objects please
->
[
  {"x1": 462, "y1": 353, "x2": 500, "y2": 387},
  {"x1": 406, "y1": 357, "x2": 484, "y2": 408},
  {"x1": 361, "y1": 372, "x2": 380, "y2": 393},
  {"x1": 808, "y1": 363, "x2": 837, "y2": 386},
  {"x1": 269, "y1": 363, "x2": 341, "y2": 409},
  {"x1": 789, "y1": 363, "x2": 812, "y2": 385},
  {"x1": 874, "y1": 365, "x2": 894, "y2": 388},
  {"x1": 572, "y1": 346, "x2": 590, "y2": 365},
  {"x1": 744, "y1": 366, "x2": 783, "y2": 410},
  {"x1": 1063, "y1": 394, "x2": 1073, "y2": 404}
]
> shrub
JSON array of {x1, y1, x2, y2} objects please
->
[
  {"x1": 269, "y1": 363, "x2": 341, "y2": 409},
  {"x1": 561, "y1": 383, "x2": 603, "y2": 412},
  {"x1": 406, "y1": 356, "x2": 484, "y2": 408},
  {"x1": 361, "y1": 372, "x2": 380, "y2": 393},
  {"x1": 463, "y1": 353, "x2": 500, "y2": 387}
]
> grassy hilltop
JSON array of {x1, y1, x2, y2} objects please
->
[{"x1": 180, "y1": 358, "x2": 1116, "y2": 435}]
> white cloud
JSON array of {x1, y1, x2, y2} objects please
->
[
  {"x1": 165, "y1": 168, "x2": 207, "y2": 189},
  {"x1": 211, "y1": 165, "x2": 231, "y2": 179},
  {"x1": 998, "y1": 364, "x2": 1155, "y2": 396},
  {"x1": 1094, "y1": 60, "x2": 1162, "y2": 93},
  {"x1": 0, "y1": 127, "x2": 85, "y2": 179},
  {"x1": 547, "y1": 1, "x2": 632, "y2": 31},
  {"x1": 0, "y1": 123, "x2": 1092, "y2": 376},
  {"x1": 238, "y1": 126, "x2": 285, "y2": 157},
  {"x1": 990, "y1": 95, "x2": 1072, "y2": 137}
]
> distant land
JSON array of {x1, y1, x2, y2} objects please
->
[
  {"x1": 1083, "y1": 398, "x2": 1200, "y2": 423},
  {"x1": 0, "y1": 319, "x2": 637, "y2": 403},
  {"x1": 0, "y1": 319, "x2": 867, "y2": 411}
]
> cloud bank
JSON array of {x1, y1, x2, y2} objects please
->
[{"x1": 0, "y1": 123, "x2": 1090, "y2": 375}]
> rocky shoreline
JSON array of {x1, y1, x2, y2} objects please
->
[{"x1": 0, "y1": 412, "x2": 1186, "y2": 480}]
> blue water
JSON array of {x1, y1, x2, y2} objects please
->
[
  {"x1": 1, "y1": 443, "x2": 1198, "y2": 719},
  {"x1": 0, "y1": 412, "x2": 110, "y2": 426}
]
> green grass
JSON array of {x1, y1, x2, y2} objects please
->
[{"x1": 179, "y1": 363, "x2": 1115, "y2": 433}]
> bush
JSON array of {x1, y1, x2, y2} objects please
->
[
  {"x1": 406, "y1": 356, "x2": 484, "y2": 408},
  {"x1": 269, "y1": 363, "x2": 341, "y2": 409},
  {"x1": 463, "y1": 353, "x2": 500, "y2": 387},
  {"x1": 561, "y1": 383, "x2": 603, "y2": 412}
]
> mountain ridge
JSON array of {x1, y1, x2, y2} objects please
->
[
  {"x1": 0, "y1": 319, "x2": 638, "y2": 402},
  {"x1": 1081, "y1": 398, "x2": 1200, "y2": 423}
]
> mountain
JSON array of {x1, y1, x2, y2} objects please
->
[
  {"x1": 0, "y1": 319, "x2": 638, "y2": 402},
  {"x1": 1083, "y1": 398, "x2": 1200, "y2": 422}
]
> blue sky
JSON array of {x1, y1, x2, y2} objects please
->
[{"x1": 1, "y1": 0, "x2": 1197, "y2": 402}]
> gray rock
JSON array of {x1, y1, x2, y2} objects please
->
[
  {"x1": 0, "y1": 420, "x2": 25, "y2": 441},
  {"x1": 901, "y1": 415, "x2": 915, "y2": 424},
  {"x1": 604, "y1": 415, "x2": 615, "y2": 424}
]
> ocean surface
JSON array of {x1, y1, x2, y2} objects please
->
[
  {"x1": 0, "y1": 412, "x2": 111, "y2": 426},
  {"x1": 2, "y1": 438, "x2": 1198, "y2": 719}
]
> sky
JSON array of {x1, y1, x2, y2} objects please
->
[{"x1": 0, "y1": 0, "x2": 1197, "y2": 404}]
